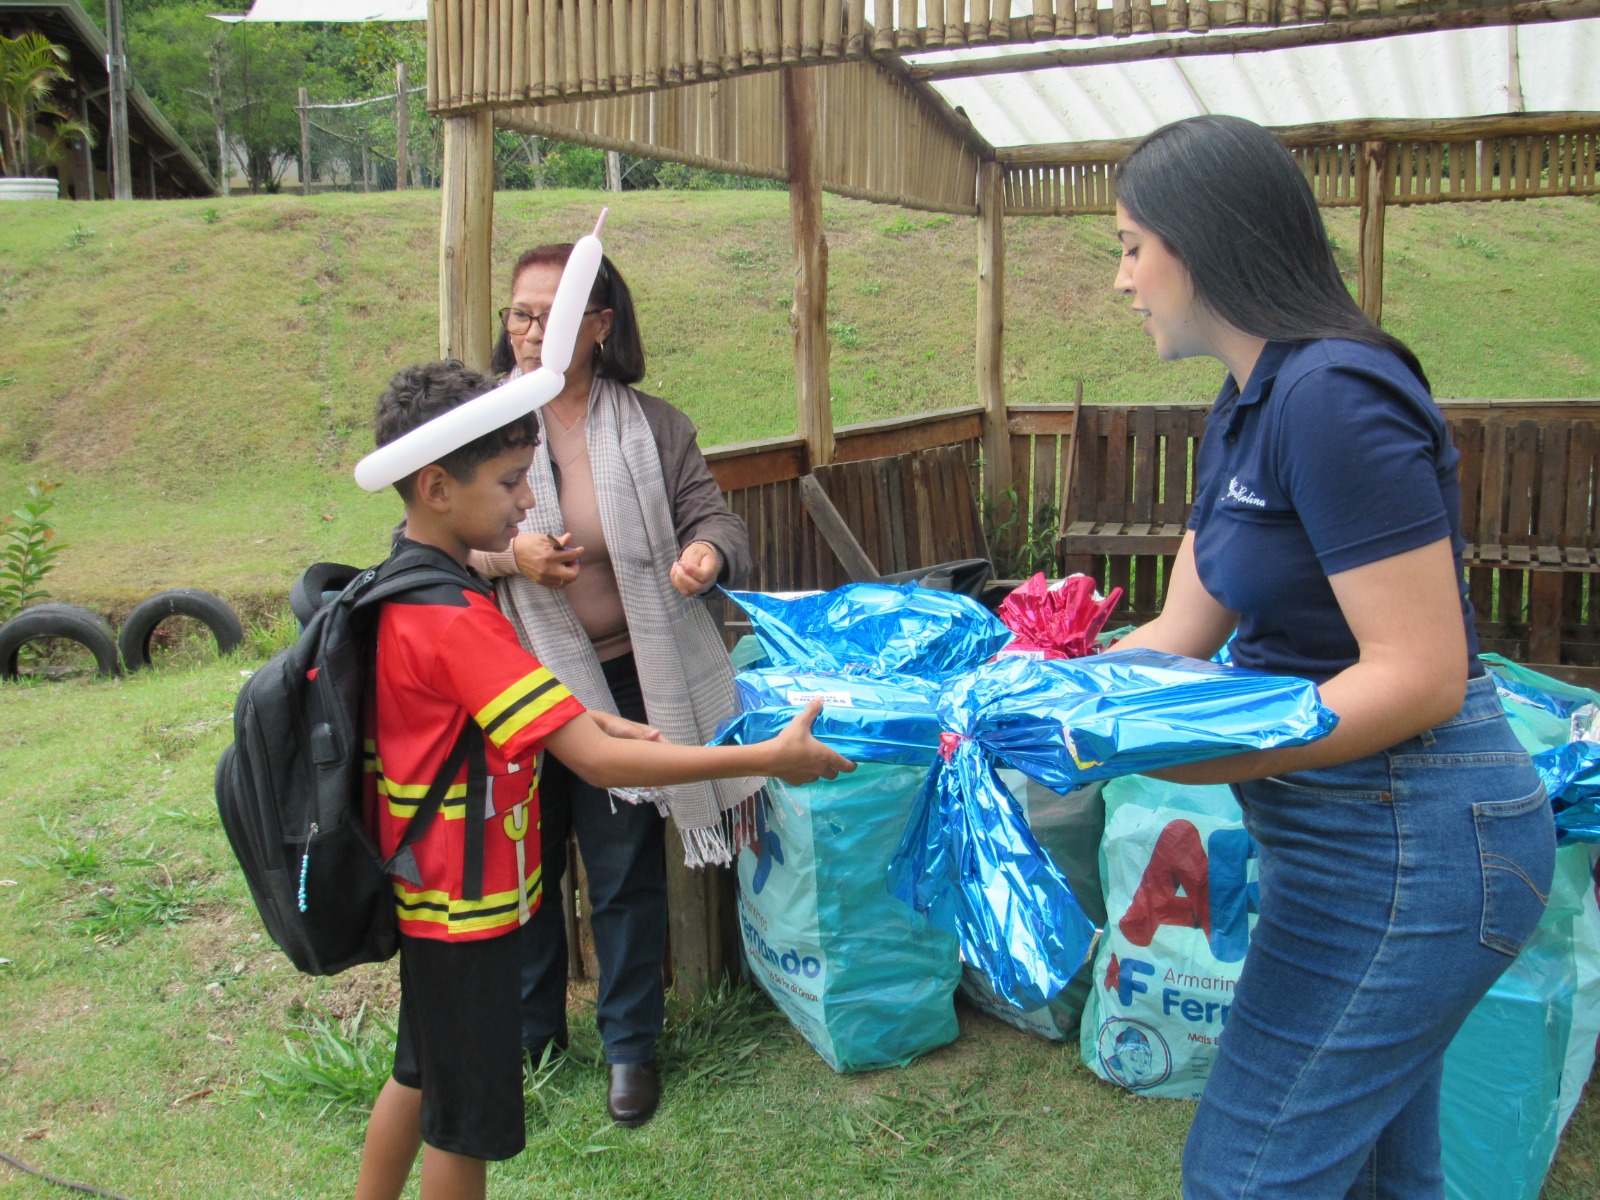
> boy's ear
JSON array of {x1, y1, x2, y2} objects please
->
[{"x1": 413, "y1": 463, "x2": 455, "y2": 513}]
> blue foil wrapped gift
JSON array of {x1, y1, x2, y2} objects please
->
[{"x1": 716, "y1": 584, "x2": 1338, "y2": 1014}]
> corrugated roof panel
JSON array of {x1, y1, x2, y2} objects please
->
[
  {"x1": 1518, "y1": 23, "x2": 1600, "y2": 111},
  {"x1": 918, "y1": 20, "x2": 1600, "y2": 148}
]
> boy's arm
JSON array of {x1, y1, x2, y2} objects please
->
[
  {"x1": 589, "y1": 710, "x2": 662, "y2": 741},
  {"x1": 544, "y1": 700, "x2": 852, "y2": 788}
]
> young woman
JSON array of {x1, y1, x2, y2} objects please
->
[{"x1": 1109, "y1": 115, "x2": 1556, "y2": 1198}]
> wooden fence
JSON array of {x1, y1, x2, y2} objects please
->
[{"x1": 706, "y1": 398, "x2": 1600, "y2": 674}]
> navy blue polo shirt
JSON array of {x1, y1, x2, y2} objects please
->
[{"x1": 1188, "y1": 338, "x2": 1480, "y2": 684}]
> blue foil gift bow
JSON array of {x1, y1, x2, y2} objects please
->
[
  {"x1": 716, "y1": 641, "x2": 1339, "y2": 1011},
  {"x1": 726, "y1": 583, "x2": 1015, "y2": 681},
  {"x1": 1533, "y1": 741, "x2": 1600, "y2": 844}
]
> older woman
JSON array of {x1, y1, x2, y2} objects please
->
[
  {"x1": 1109, "y1": 115, "x2": 1554, "y2": 1199},
  {"x1": 473, "y1": 246, "x2": 757, "y2": 1129}
]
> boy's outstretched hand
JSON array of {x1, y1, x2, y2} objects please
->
[{"x1": 768, "y1": 699, "x2": 856, "y2": 785}]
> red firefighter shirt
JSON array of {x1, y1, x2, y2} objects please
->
[{"x1": 364, "y1": 550, "x2": 584, "y2": 942}]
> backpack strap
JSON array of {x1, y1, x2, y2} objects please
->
[
  {"x1": 381, "y1": 717, "x2": 475, "y2": 880},
  {"x1": 378, "y1": 720, "x2": 491, "y2": 907},
  {"x1": 459, "y1": 725, "x2": 489, "y2": 903}
]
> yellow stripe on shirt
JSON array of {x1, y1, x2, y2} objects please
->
[{"x1": 476, "y1": 669, "x2": 573, "y2": 748}]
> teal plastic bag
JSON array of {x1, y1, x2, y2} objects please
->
[
  {"x1": 737, "y1": 764, "x2": 961, "y2": 1073},
  {"x1": 1080, "y1": 775, "x2": 1254, "y2": 1098},
  {"x1": 1440, "y1": 843, "x2": 1600, "y2": 1200}
]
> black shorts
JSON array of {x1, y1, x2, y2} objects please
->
[{"x1": 391, "y1": 930, "x2": 525, "y2": 1161}]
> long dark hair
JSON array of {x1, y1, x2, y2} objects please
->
[
  {"x1": 1115, "y1": 115, "x2": 1427, "y2": 387},
  {"x1": 489, "y1": 246, "x2": 646, "y2": 384}
]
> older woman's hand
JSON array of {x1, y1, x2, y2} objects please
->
[
  {"x1": 668, "y1": 540, "x2": 721, "y2": 597},
  {"x1": 512, "y1": 531, "x2": 585, "y2": 591}
]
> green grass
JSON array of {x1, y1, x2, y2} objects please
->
[
  {"x1": 1, "y1": 191, "x2": 1597, "y2": 620},
  {"x1": 0, "y1": 651, "x2": 1596, "y2": 1198}
]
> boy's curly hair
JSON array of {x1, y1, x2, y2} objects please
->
[{"x1": 373, "y1": 360, "x2": 540, "y2": 499}]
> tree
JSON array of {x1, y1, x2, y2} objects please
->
[
  {"x1": 0, "y1": 31, "x2": 95, "y2": 178},
  {"x1": 128, "y1": 3, "x2": 328, "y2": 193}
]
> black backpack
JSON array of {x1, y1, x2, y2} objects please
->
[{"x1": 215, "y1": 546, "x2": 486, "y2": 976}]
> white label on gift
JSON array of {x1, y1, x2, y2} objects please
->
[{"x1": 786, "y1": 690, "x2": 854, "y2": 707}]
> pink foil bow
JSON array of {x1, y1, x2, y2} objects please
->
[{"x1": 996, "y1": 573, "x2": 1125, "y2": 660}]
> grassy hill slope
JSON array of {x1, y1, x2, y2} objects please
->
[{"x1": 1, "y1": 189, "x2": 1596, "y2": 616}]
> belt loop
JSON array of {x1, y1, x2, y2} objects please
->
[{"x1": 1418, "y1": 728, "x2": 1437, "y2": 749}]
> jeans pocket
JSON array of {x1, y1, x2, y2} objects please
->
[{"x1": 1473, "y1": 785, "x2": 1555, "y2": 957}]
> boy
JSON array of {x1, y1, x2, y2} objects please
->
[{"x1": 353, "y1": 362, "x2": 852, "y2": 1200}]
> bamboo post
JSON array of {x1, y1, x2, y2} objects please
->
[
  {"x1": 580, "y1": 0, "x2": 597, "y2": 92},
  {"x1": 1357, "y1": 138, "x2": 1387, "y2": 322},
  {"x1": 785, "y1": 67, "x2": 835, "y2": 468},
  {"x1": 762, "y1": 0, "x2": 781, "y2": 61},
  {"x1": 971, "y1": 0, "x2": 991, "y2": 41},
  {"x1": 298, "y1": 86, "x2": 311, "y2": 197},
  {"x1": 801, "y1": 0, "x2": 822, "y2": 57},
  {"x1": 897, "y1": 0, "x2": 918, "y2": 50},
  {"x1": 783, "y1": 0, "x2": 803, "y2": 61},
  {"x1": 666, "y1": 0, "x2": 682, "y2": 80},
  {"x1": 647, "y1": 0, "x2": 664, "y2": 84},
  {"x1": 742, "y1": 0, "x2": 763, "y2": 64},
  {"x1": 873, "y1": 0, "x2": 895, "y2": 51},
  {"x1": 1031, "y1": 0, "x2": 1053, "y2": 38},
  {"x1": 976, "y1": 161, "x2": 1013, "y2": 527},
  {"x1": 395, "y1": 61, "x2": 410, "y2": 189},
  {"x1": 824, "y1": 0, "x2": 847, "y2": 55},
  {"x1": 439, "y1": 111, "x2": 495, "y2": 370},
  {"x1": 845, "y1": 0, "x2": 867, "y2": 54}
]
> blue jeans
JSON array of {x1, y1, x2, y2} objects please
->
[
  {"x1": 1183, "y1": 673, "x2": 1555, "y2": 1200},
  {"x1": 520, "y1": 654, "x2": 668, "y2": 1065}
]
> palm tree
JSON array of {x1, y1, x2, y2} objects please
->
[{"x1": 0, "y1": 31, "x2": 96, "y2": 179}]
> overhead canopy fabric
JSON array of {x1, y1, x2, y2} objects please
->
[
  {"x1": 237, "y1": 0, "x2": 424, "y2": 19},
  {"x1": 914, "y1": 17, "x2": 1600, "y2": 149}
]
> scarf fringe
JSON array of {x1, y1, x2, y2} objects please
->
[{"x1": 670, "y1": 789, "x2": 762, "y2": 869}]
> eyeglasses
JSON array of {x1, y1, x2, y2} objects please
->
[{"x1": 498, "y1": 306, "x2": 603, "y2": 336}]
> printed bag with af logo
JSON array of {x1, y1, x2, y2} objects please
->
[{"x1": 1080, "y1": 774, "x2": 1257, "y2": 1099}]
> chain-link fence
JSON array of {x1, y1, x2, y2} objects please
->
[{"x1": 296, "y1": 64, "x2": 440, "y2": 193}]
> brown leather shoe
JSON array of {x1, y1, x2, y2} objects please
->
[{"x1": 606, "y1": 1060, "x2": 661, "y2": 1127}]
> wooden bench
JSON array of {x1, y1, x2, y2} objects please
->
[
  {"x1": 1053, "y1": 399, "x2": 1600, "y2": 675},
  {"x1": 1453, "y1": 411, "x2": 1599, "y2": 665},
  {"x1": 1055, "y1": 403, "x2": 1208, "y2": 624}
]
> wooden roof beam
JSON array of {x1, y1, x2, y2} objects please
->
[{"x1": 905, "y1": 0, "x2": 1600, "y2": 84}]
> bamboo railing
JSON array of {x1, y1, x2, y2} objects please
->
[{"x1": 1000, "y1": 119, "x2": 1600, "y2": 214}]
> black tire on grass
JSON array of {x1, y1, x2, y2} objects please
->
[
  {"x1": 117, "y1": 588, "x2": 244, "y2": 671},
  {"x1": 0, "y1": 603, "x2": 121, "y2": 679}
]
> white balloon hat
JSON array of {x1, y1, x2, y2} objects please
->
[{"x1": 353, "y1": 208, "x2": 609, "y2": 492}]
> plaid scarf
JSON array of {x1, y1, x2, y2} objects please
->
[{"x1": 496, "y1": 374, "x2": 761, "y2": 867}]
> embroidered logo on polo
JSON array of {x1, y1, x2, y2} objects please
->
[{"x1": 1224, "y1": 477, "x2": 1267, "y2": 508}]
